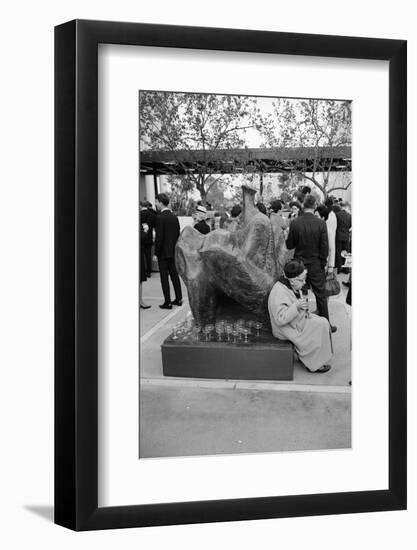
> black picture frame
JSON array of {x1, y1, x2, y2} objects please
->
[{"x1": 55, "y1": 19, "x2": 407, "y2": 531}]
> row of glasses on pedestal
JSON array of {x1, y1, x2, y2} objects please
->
[
  {"x1": 171, "y1": 317, "x2": 263, "y2": 344},
  {"x1": 171, "y1": 316, "x2": 198, "y2": 341}
]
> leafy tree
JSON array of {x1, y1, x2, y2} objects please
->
[
  {"x1": 277, "y1": 172, "x2": 303, "y2": 197},
  {"x1": 205, "y1": 178, "x2": 227, "y2": 208},
  {"x1": 165, "y1": 174, "x2": 194, "y2": 215},
  {"x1": 140, "y1": 91, "x2": 255, "y2": 203},
  {"x1": 257, "y1": 98, "x2": 352, "y2": 198}
]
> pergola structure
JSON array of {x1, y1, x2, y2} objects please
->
[
  {"x1": 140, "y1": 146, "x2": 351, "y2": 175},
  {"x1": 139, "y1": 146, "x2": 352, "y2": 203}
]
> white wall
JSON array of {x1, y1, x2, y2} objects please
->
[
  {"x1": 0, "y1": 1, "x2": 415, "y2": 549},
  {"x1": 139, "y1": 174, "x2": 156, "y2": 206}
]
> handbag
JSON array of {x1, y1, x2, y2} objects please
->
[{"x1": 324, "y1": 270, "x2": 341, "y2": 297}]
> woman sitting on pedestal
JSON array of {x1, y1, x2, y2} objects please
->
[{"x1": 268, "y1": 259, "x2": 333, "y2": 373}]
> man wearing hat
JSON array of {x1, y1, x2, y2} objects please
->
[
  {"x1": 193, "y1": 205, "x2": 211, "y2": 235},
  {"x1": 268, "y1": 259, "x2": 332, "y2": 373}
]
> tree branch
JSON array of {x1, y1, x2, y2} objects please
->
[
  {"x1": 327, "y1": 182, "x2": 352, "y2": 193},
  {"x1": 205, "y1": 175, "x2": 227, "y2": 194},
  {"x1": 272, "y1": 163, "x2": 325, "y2": 194},
  {"x1": 211, "y1": 125, "x2": 253, "y2": 150}
]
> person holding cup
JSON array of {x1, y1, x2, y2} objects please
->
[{"x1": 268, "y1": 259, "x2": 333, "y2": 373}]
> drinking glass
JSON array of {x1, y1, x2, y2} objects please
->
[
  {"x1": 215, "y1": 323, "x2": 224, "y2": 341},
  {"x1": 172, "y1": 322, "x2": 181, "y2": 340},
  {"x1": 239, "y1": 325, "x2": 247, "y2": 341},
  {"x1": 204, "y1": 324, "x2": 214, "y2": 341},
  {"x1": 194, "y1": 323, "x2": 202, "y2": 341}
]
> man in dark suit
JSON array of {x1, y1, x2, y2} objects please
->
[
  {"x1": 140, "y1": 201, "x2": 156, "y2": 277},
  {"x1": 286, "y1": 194, "x2": 336, "y2": 332},
  {"x1": 155, "y1": 193, "x2": 183, "y2": 309},
  {"x1": 335, "y1": 202, "x2": 352, "y2": 272}
]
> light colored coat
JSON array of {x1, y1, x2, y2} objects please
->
[
  {"x1": 268, "y1": 281, "x2": 332, "y2": 372},
  {"x1": 326, "y1": 210, "x2": 337, "y2": 268}
]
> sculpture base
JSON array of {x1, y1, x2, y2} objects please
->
[{"x1": 161, "y1": 335, "x2": 294, "y2": 381}]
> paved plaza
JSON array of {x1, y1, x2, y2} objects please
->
[{"x1": 139, "y1": 271, "x2": 351, "y2": 458}]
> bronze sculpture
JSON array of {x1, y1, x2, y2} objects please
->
[{"x1": 175, "y1": 186, "x2": 288, "y2": 327}]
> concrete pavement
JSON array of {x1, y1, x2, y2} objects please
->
[
  {"x1": 140, "y1": 384, "x2": 350, "y2": 458},
  {"x1": 139, "y1": 270, "x2": 351, "y2": 457}
]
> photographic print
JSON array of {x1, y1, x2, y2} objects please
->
[
  {"x1": 139, "y1": 90, "x2": 352, "y2": 459},
  {"x1": 55, "y1": 20, "x2": 406, "y2": 529}
]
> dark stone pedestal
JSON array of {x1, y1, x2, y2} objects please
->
[{"x1": 161, "y1": 334, "x2": 294, "y2": 381}]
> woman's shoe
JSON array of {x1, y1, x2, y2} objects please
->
[
  {"x1": 315, "y1": 364, "x2": 332, "y2": 373},
  {"x1": 159, "y1": 303, "x2": 172, "y2": 310}
]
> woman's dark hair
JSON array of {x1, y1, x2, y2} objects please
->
[
  {"x1": 316, "y1": 204, "x2": 330, "y2": 220},
  {"x1": 301, "y1": 185, "x2": 311, "y2": 195},
  {"x1": 270, "y1": 199, "x2": 283, "y2": 213},
  {"x1": 256, "y1": 202, "x2": 267, "y2": 215},
  {"x1": 295, "y1": 191, "x2": 305, "y2": 203},
  {"x1": 284, "y1": 259, "x2": 306, "y2": 279},
  {"x1": 230, "y1": 204, "x2": 242, "y2": 218},
  {"x1": 324, "y1": 197, "x2": 334, "y2": 210},
  {"x1": 289, "y1": 200, "x2": 302, "y2": 210}
]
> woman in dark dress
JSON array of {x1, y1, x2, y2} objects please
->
[{"x1": 140, "y1": 223, "x2": 151, "y2": 309}]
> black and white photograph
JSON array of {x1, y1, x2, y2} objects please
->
[{"x1": 139, "y1": 90, "x2": 352, "y2": 458}]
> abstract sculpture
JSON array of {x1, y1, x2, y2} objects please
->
[{"x1": 175, "y1": 186, "x2": 288, "y2": 327}]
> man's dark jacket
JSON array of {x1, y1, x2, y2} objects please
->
[
  {"x1": 335, "y1": 209, "x2": 351, "y2": 242},
  {"x1": 155, "y1": 210, "x2": 180, "y2": 259},
  {"x1": 140, "y1": 208, "x2": 156, "y2": 245},
  {"x1": 286, "y1": 212, "x2": 329, "y2": 266},
  {"x1": 194, "y1": 220, "x2": 210, "y2": 235}
]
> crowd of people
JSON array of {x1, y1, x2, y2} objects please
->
[{"x1": 140, "y1": 185, "x2": 351, "y2": 375}]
